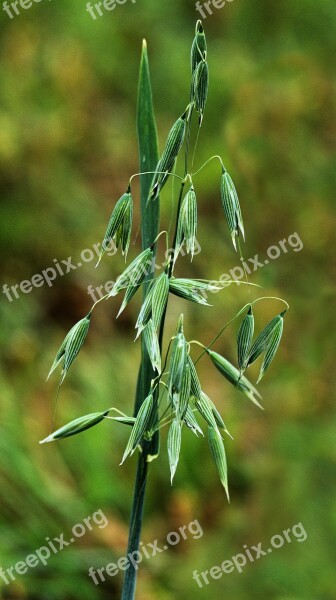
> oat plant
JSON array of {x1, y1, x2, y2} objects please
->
[{"x1": 42, "y1": 21, "x2": 288, "y2": 600}]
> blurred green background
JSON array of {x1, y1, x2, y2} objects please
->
[{"x1": 0, "y1": 0, "x2": 335, "y2": 598}]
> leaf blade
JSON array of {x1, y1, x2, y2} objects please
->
[{"x1": 135, "y1": 41, "x2": 161, "y2": 462}]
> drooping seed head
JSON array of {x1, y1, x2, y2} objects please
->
[
  {"x1": 191, "y1": 20, "x2": 207, "y2": 74},
  {"x1": 184, "y1": 405, "x2": 204, "y2": 437},
  {"x1": 176, "y1": 186, "x2": 198, "y2": 260},
  {"x1": 207, "y1": 349, "x2": 263, "y2": 409},
  {"x1": 167, "y1": 418, "x2": 182, "y2": 484},
  {"x1": 201, "y1": 392, "x2": 232, "y2": 438},
  {"x1": 237, "y1": 305, "x2": 254, "y2": 372},
  {"x1": 47, "y1": 312, "x2": 92, "y2": 385},
  {"x1": 187, "y1": 355, "x2": 202, "y2": 401},
  {"x1": 151, "y1": 113, "x2": 187, "y2": 199},
  {"x1": 178, "y1": 362, "x2": 191, "y2": 419},
  {"x1": 208, "y1": 426, "x2": 230, "y2": 501},
  {"x1": 168, "y1": 315, "x2": 187, "y2": 399},
  {"x1": 121, "y1": 393, "x2": 154, "y2": 464},
  {"x1": 97, "y1": 188, "x2": 133, "y2": 265},
  {"x1": 40, "y1": 409, "x2": 110, "y2": 443},
  {"x1": 247, "y1": 312, "x2": 285, "y2": 367},
  {"x1": 195, "y1": 391, "x2": 219, "y2": 431},
  {"x1": 110, "y1": 247, "x2": 153, "y2": 297},
  {"x1": 135, "y1": 280, "x2": 155, "y2": 336},
  {"x1": 121, "y1": 194, "x2": 133, "y2": 258},
  {"x1": 193, "y1": 60, "x2": 209, "y2": 125},
  {"x1": 143, "y1": 319, "x2": 161, "y2": 373},
  {"x1": 220, "y1": 168, "x2": 245, "y2": 251},
  {"x1": 256, "y1": 311, "x2": 286, "y2": 382},
  {"x1": 151, "y1": 272, "x2": 169, "y2": 329},
  {"x1": 117, "y1": 282, "x2": 141, "y2": 318},
  {"x1": 169, "y1": 278, "x2": 220, "y2": 305}
]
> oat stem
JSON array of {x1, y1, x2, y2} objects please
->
[{"x1": 121, "y1": 40, "x2": 159, "y2": 600}]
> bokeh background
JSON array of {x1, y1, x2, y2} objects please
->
[{"x1": 0, "y1": 0, "x2": 335, "y2": 598}]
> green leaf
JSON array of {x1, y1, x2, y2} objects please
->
[
  {"x1": 237, "y1": 305, "x2": 254, "y2": 371},
  {"x1": 208, "y1": 426, "x2": 229, "y2": 501},
  {"x1": 257, "y1": 314, "x2": 285, "y2": 382},
  {"x1": 136, "y1": 40, "x2": 161, "y2": 461},
  {"x1": 207, "y1": 350, "x2": 263, "y2": 409},
  {"x1": 121, "y1": 393, "x2": 154, "y2": 464},
  {"x1": 167, "y1": 419, "x2": 182, "y2": 484},
  {"x1": 40, "y1": 409, "x2": 110, "y2": 443},
  {"x1": 137, "y1": 40, "x2": 160, "y2": 251}
]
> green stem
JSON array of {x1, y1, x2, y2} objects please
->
[
  {"x1": 121, "y1": 37, "x2": 201, "y2": 600},
  {"x1": 120, "y1": 454, "x2": 148, "y2": 600},
  {"x1": 121, "y1": 40, "x2": 159, "y2": 600}
]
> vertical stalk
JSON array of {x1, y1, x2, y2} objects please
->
[
  {"x1": 121, "y1": 41, "x2": 159, "y2": 600},
  {"x1": 121, "y1": 42, "x2": 192, "y2": 600},
  {"x1": 120, "y1": 451, "x2": 148, "y2": 600}
]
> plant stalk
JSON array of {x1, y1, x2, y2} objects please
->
[
  {"x1": 121, "y1": 42, "x2": 192, "y2": 600},
  {"x1": 120, "y1": 448, "x2": 148, "y2": 600},
  {"x1": 121, "y1": 40, "x2": 159, "y2": 600}
]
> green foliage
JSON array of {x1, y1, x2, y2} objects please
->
[{"x1": 1, "y1": 2, "x2": 335, "y2": 600}]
